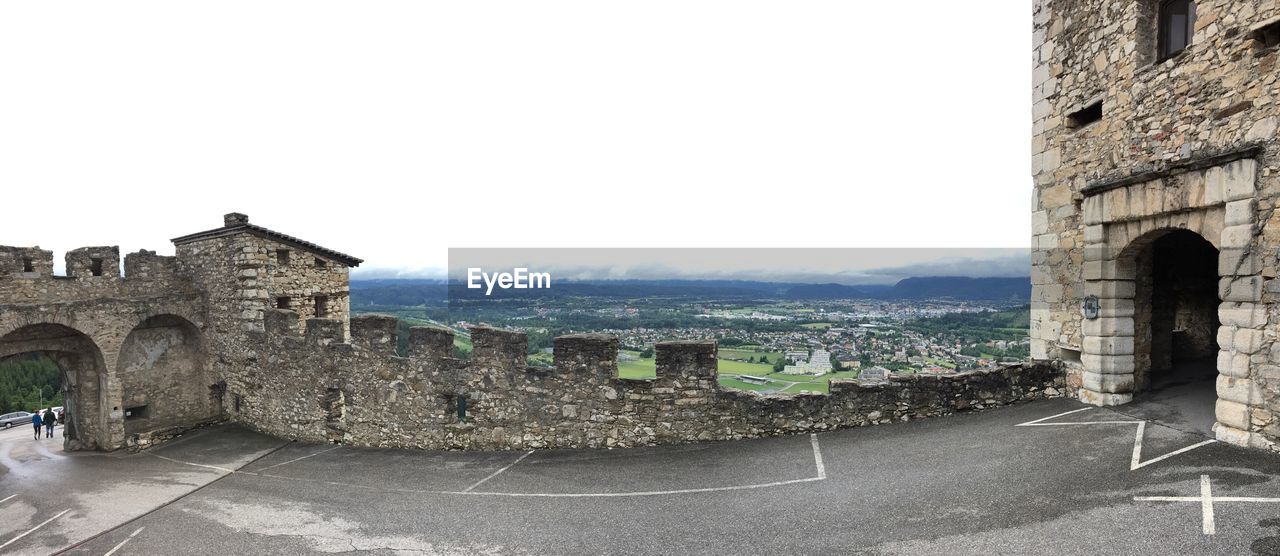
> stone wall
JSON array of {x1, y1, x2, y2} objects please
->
[
  {"x1": 0, "y1": 246, "x2": 209, "y2": 450},
  {"x1": 1032, "y1": 0, "x2": 1280, "y2": 448},
  {"x1": 227, "y1": 312, "x2": 1065, "y2": 451}
]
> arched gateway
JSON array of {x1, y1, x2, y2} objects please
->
[
  {"x1": 0, "y1": 323, "x2": 108, "y2": 450},
  {"x1": 1033, "y1": 155, "x2": 1270, "y2": 448}
]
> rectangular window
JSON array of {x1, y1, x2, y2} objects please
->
[
  {"x1": 277, "y1": 249, "x2": 290, "y2": 265},
  {"x1": 1067, "y1": 101, "x2": 1103, "y2": 130},
  {"x1": 315, "y1": 295, "x2": 329, "y2": 318},
  {"x1": 315, "y1": 257, "x2": 327, "y2": 268},
  {"x1": 90, "y1": 258, "x2": 104, "y2": 276},
  {"x1": 124, "y1": 405, "x2": 150, "y2": 420},
  {"x1": 21, "y1": 258, "x2": 33, "y2": 272},
  {"x1": 1254, "y1": 19, "x2": 1280, "y2": 51},
  {"x1": 233, "y1": 394, "x2": 242, "y2": 413},
  {"x1": 276, "y1": 296, "x2": 291, "y2": 309},
  {"x1": 1158, "y1": 0, "x2": 1196, "y2": 60}
]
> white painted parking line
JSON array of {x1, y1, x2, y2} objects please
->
[
  {"x1": 1129, "y1": 422, "x2": 1217, "y2": 470},
  {"x1": 1017, "y1": 407, "x2": 1215, "y2": 470},
  {"x1": 810, "y1": 434, "x2": 826, "y2": 480},
  {"x1": 455, "y1": 475, "x2": 827, "y2": 498},
  {"x1": 463, "y1": 450, "x2": 534, "y2": 493},
  {"x1": 145, "y1": 452, "x2": 240, "y2": 474},
  {"x1": 0, "y1": 494, "x2": 14, "y2": 505},
  {"x1": 1134, "y1": 474, "x2": 1280, "y2": 535},
  {"x1": 102, "y1": 526, "x2": 145, "y2": 556},
  {"x1": 1200, "y1": 475, "x2": 1215, "y2": 535},
  {"x1": 1014, "y1": 407, "x2": 1093, "y2": 426},
  {"x1": 154, "y1": 435, "x2": 833, "y2": 499},
  {"x1": 257, "y1": 445, "x2": 340, "y2": 472},
  {"x1": 0, "y1": 509, "x2": 70, "y2": 550}
]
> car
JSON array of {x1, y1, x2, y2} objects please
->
[{"x1": 0, "y1": 411, "x2": 32, "y2": 429}]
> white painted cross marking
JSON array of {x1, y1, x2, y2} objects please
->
[
  {"x1": 1133, "y1": 474, "x2": 1280, "y2": 535},
  {"x1": 1016, "y1": 407, "x2": 1215, "y2": 470}
]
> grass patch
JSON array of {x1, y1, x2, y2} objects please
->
[
  {"x1": 718, "y1": 377, "x2": 772, "y2": 391},
  {"x1": 717, "y1": 348, "x2": 783, "y2": 363}
]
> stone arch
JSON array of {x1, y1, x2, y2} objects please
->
[
  {"x1": 1078, "y1": 158, "x2": 1267, "y2": 447},
  {"x1": 1115, "y1": 228, "x2": 1220, "y2": 396},
  {"x1": 116, "y1": 314, "x2": 220, "y2": 438},
  {"x1": 0, "y1": 323, "x2": 111, "y2": 450}
]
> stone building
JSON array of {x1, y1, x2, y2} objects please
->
[
  {"x1": 1031, "y1": 0, "x2": 1280, "y2": 448},
  {"x1": 0, "y1": 213, "x2": 360, "y2": 450},
  {"x1": 2, "y1": 213, "x2": 1062, "y2": 452}
]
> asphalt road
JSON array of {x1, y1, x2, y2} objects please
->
[{"x1": 2, "y1": 387, "x2": 1280, "y2": 554}]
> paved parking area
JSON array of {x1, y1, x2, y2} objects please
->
[{"x1": 3, "y1": 392, "x2": 1280, "y2": 554}]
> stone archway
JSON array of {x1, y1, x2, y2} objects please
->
[
  {"x1": 116, "y1": 314, "x2": 220, "y2": 439},
  {"x1": 0, "y1": 323, "x2": 110, "y2": 450},
  {"x1": 1079, "y1": 157, "x2": 1264, "y2": 447}
]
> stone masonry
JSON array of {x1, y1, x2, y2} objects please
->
[
  {"x1": 3, "y1": 214, "x2": 1064, "y2": 452},
  {"x1": 1032, "y1": 0, "x2": 1280, "y2": 449}
]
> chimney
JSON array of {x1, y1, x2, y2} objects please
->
[{"x1": 224, "y1": 213, "x2": 249, "y2": 227}]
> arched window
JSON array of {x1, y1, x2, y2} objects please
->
[{"x1": 1158, "y1": 0, "x2": 1196, "y2": 60}]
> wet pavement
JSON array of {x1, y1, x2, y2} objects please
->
[{"x1": 2, "y1": 391, "x2": 1279, "y2": 554}]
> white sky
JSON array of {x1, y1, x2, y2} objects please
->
[{"x1": 0, "y1": 2, "x2": 1030, "y2": 277}]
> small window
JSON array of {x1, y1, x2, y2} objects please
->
[
  {"x1": 1067, "y1": 101, "x2": 1103, "y2": 130},
  {"x1": 277, "y1": 249, "x2": 290, "y2": 265},
  {"x1": 233, "y1": 394, "x2": 242, "y2": 413},
  {"x1": 90, "y1": 258, "x2": 104, "y2": 276},
  {"x1": 315, "y1": 257, "x2": 327, "y2": 268},
  {"x1": 315, "y1": 295, "x2": 329, "y2": 318},
  {"x1": 21, "y1": 258, "x2": 33, "y2": 272},
  {"x1": 1158, "y1": 0, "x2": 1196, "y2": 60},
  {"x1": 124, "y1": 405, "x2": 150, "y2": 420},
  {"x1": 1254, "y1": 19, "x2": 1280, "y2": 51},
  {"x1": 276, "y1": 296, "x2": 292, "y2": 309}
]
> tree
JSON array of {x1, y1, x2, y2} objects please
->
[
  {"x1": 639, "y1": 347, "x2": 654, "y2": 359},
  {"x1": 773, "y1": 359, "x2": 786, "y2": 373}
]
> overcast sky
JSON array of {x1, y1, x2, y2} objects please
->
[
  {"x1": 0, "y1": 2, "x2": 1030, "y2": 277},
  {"x1": 436, "y1": 248, "x2": 1030, "y2": 285}
]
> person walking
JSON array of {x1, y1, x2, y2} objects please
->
[
  {"x1": 30, "y1": 411, "x2": 42, "y2": 440},
  {"x1": 43, "y1": 408, "x2": 56, "y2": 438}
]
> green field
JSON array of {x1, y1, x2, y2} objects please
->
[
  {"x1": 718, "y1": 377, "x2": 773, "y2": 391},
  {"x1": 800, "y1": 322, "x2": 834, "y2": 330},
  {"x1": 717, "y1": 348, "x2": 783, "y2": 363},
  {"x1": 616, "y1": 351, "x2": 775, "y2": 383}
]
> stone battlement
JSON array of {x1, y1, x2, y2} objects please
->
[
  {"x1": 233, "y1": 311, "x2": 1063, "y2": 451},
  {"x1": 0, "y1": 246, "x2": 193, "y2": 304}
]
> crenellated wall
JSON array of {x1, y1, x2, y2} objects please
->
[
  {"x1": 225, "y1": 312, "x2": 1066, "y2": 451},
  {"x1": 2, "y1": 219, "x2": 1063, "y2": 454}
]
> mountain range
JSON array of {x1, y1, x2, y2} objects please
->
[{"x1": 348, "y1": 276, "x2": 1031, "y2": 305}]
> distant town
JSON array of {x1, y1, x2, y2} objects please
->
[{"x1": 350, "y1": 278, "x2": 1032, "y2": 395}]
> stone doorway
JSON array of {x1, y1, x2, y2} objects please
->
[
  {"x1": 1128, "y1": 229, "x2": 1220, "y2": 434},
  {"x1": 0, "y1": 324, "x2": 108, "y2": 451},
  {"x1": 1077, "y1": 156, "x2": 1262, "y2": 446}
]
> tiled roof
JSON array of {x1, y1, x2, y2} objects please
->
[{"x1": 171, "y1": 216, "x2": 363, "y2": 267}]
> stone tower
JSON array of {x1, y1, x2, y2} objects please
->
[{"x1": 1031, "y1": 0, "x2": 1280, "y2": 448}]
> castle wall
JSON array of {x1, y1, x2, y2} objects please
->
[
  {"x1": 228, "y1": 312, "x2": 1065, "y2": 451},
  {"x1": 1032, "y1": 0, "x2": 1280, "y2": 448}
]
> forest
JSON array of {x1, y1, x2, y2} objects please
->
[{"x1": 0, "y1": 354, "x2": 64, "y2": 414}]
